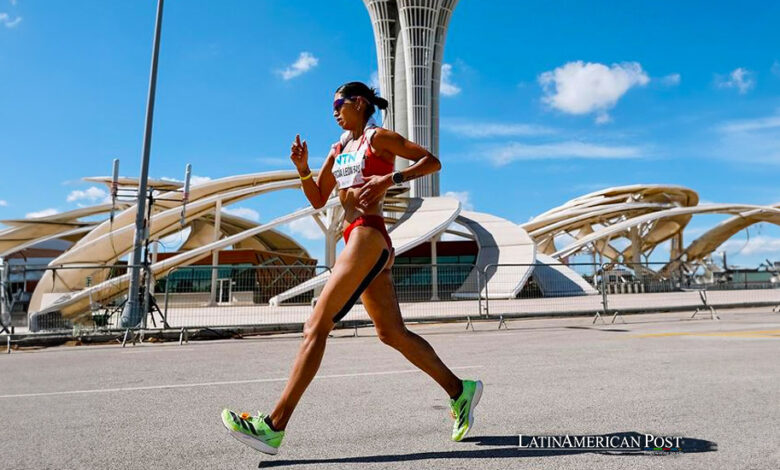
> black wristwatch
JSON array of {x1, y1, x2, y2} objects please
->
[{"x1": 391, "y1": 171, "x2": 404, "y2": 184}]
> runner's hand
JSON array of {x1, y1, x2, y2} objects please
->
[
  {"x1": 358, "y1": 174, "x2": 392, "y2": 207},
  {"x1": 290, "y1": 134, "x2": 309, "y2": 172}
]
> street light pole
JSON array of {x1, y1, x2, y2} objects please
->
[{"x1": 121, "y1": 0, "x2": 165, "y2": 328}]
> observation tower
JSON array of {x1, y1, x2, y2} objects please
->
[{"x1": 363, "y1": 0, "x2": 458, "y2": 198}]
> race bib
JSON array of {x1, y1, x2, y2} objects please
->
[{"x1": 332, "y1": 147, "x2": 366, "y2": 189}]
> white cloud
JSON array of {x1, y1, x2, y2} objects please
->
[
  {"x1": 440, "y1": 63, "x2": 461, "y2": 97},
  {"x1": 26, "y1": 208, "x2": 59, "y2": 219},
  {"x1": 287, "y1": 216, "x2": 324, "y2": 240},
  {"x1": 539, "y1": 61, "x2": 649, "y2": 123},
  {"x1": 0, "y1": 12, "x2": 21, "y2": 28},
  {"x1": 721, "y1": 235, "x2": 780, "y2": 256},
  {"x1": 279, "y1": 52, "x2": 318, "y2": 80},
  {"x1": 222, "y1": 207, "x2": 260, "y2": 222},
  {"x1": 443, "y1": 190, "x2": 474, "y2": 211},
  {"x1": 66, "y1": 186, "x2": 109, "y2": 203},
  {"x1": 442, "y1": 121, "x2": 555, "y2": 138},
  {"x1": 161, "y1": 175, "x2": 212, "y2": 186},
  {"x1": 715, "y1": 112, "x2": 780, "y2": 164},
  {"x1": 0, "y1": 200, "x2": 7, "y2": 207},
  {"x1": 718, "y1": 114, "x2": 780, "y2": 133},
  {"x1": 716, "y1": 68, "x2": 755, "y2": 94},
  {"x1": 772, "y1": 61, "x2": 780, "y2": 78},
  {"x1": 661, "y1": 73, "x2": 681, "y2": 86},
  {"x1": 190, "y1": 175, "x2": 212, "y2": 186},
  {"x1": 487, "y1": 141, "x2": 643, "y2": 166}
]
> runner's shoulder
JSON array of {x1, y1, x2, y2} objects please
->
[{"x1": 370, "y1": 127, "x2": 403, "y2": 150}]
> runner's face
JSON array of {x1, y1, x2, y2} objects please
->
[{"x1": 333, "y1": 93, "x2": 362, "y2": 130}]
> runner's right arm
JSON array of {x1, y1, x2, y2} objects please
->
[{"x1": 290, "y1": 134, "x2": 337, "y2": 209}]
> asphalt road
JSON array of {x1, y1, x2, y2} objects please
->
[{"x1": 2, "y1": 308, "x2": 778, "y2": 469}]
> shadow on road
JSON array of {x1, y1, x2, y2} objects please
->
[{"x1": 257, "y1": 431, "x2": 716, "y2": 467}]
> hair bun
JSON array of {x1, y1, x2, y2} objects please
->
[{"x1": 372, "y1": 95, "x2": 389, "y2": 110}]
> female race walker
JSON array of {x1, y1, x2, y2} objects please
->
[{"x1": 221, "y1": 82, "x2": 483, "y2": 454}]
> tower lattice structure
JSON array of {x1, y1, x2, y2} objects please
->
[{"x1": 363, "y1": 0, "x2": 458, "y2": 198}]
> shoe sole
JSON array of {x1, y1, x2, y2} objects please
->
[
  {"x1": 221, "y1": 414, "x2": 279, "y2": 455},
  {"x1": 457, "y1": 380, "x2": 484, "y2": 441}
]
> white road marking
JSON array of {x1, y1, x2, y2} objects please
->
[{"x1": 0, "y1": 365, "x2": 483, "y2": 399}]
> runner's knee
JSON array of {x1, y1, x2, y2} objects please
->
[
  {"x1": 377, "y1": 325, "x2": 408, "y2": 348},
  {"x1": 303, "y1": 316, "x2": 330, "y2": 341}
]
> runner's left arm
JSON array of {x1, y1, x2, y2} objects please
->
[{"x1": 358, "y1": 128, "x2": 441, "y2": 206}]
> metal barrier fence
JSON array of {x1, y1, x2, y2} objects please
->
[
  {"x1": 1, "y1": 263, "x2": 139, "y2": 333},
  {"x1": 482, "y1": 262, "x2": 604, "y2": 327},
  {"x1": 346, "y1": 263, "x2": 483, "y2": 324},
  {"x1": 2, "y1": 259, "x2": 778, "y2": 341},
  {"x1": 602, "y1": 261, "x2": 780, "y2": 322},
  {"x1": 160, "y1": 263, "x2": 483, "y2": 328},
  {"x1": 161, "y1": 264, "x2": 332, "y2": 328},
  {"x1": 482, "y1": 261, "x2": 779, "y2": 324}
]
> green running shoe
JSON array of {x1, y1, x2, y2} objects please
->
[
  {"x1": 449, "y1": 379, "x2": 483, "y2": 441},
  {"x1": 221, "y1": 409, "x2": 284, "y2": 455}
]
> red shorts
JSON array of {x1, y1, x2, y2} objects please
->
[{"x1": 343, "y1": 214, "x2": 393, "y2": 250}]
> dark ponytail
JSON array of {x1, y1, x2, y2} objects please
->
[
  {"x1": 371, "y1": 95, "x2": 389, "y2": 111},
  {"x1": 335, "y1": 81, "x2": 388, "y2": 120}
]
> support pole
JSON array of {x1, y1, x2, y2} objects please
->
[
  {"x1": 141, "y1": 188, "x2": 155, "y2": 328},
  {"x1": 0, "y1": 257, "x2": 10, "y2": 333},
  {"x1": 110, "y1": 159, "x2": 119, "y2": 223},
  {"x1": 180, "y1": 163, "x2": 191, "y2": 226},
  {"x1": 209, "y1": 199, "x2": 222, "y2": 305},
  {"x1": 325, "y1": 206, "x2": 342, "y2": 268},
  {"x1": 593, "y1": 264, "x2": 609, "y2": 325},
  {"x1": 628, "y1": 226, "x2": 641, "y2": 266},
  {"x1": 324, "y1": 231, "x2": 337, "y2": 268},
  {"x1": 148, "y1": 238, "x2": 159, "y2": 306},
  {"x1": 314, "y1": 210, "x2": 337, "y2": 269},
  {"x1": 122, "y1": 0, "x2": 165, "y2": 328},
  {"x1": 430, "y1": 234, "x2": 439, "y2": 301}
]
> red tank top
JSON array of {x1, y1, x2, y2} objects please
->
[{"x1": 332, "y1": 127, "x2": 394, "y2": 188}]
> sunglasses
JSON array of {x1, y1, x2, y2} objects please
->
[{"x1": 333, "y1": 96, "x2": 361, "y2": 112}]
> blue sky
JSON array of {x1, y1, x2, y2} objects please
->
[{"x1": 1, "y1": 0, "x2": 779, "y2": 267}]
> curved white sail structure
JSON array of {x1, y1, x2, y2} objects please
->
[
  {"x1": 452, "y1": 211, "x2": 536, "y2": 299},
  {"x1": 29, "y1": 198, "x2": 340, "y2": 329},
  {"x1": 28, "y1": 172, "x2": 310, "y2": 313},
  {"x1": 532, "y1": 253, "x2": 598, "y2": 297}
]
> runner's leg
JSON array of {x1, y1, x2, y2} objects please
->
[
  {"x1": 359, "y1": 233, "x2": 462, "y2": 398},
  {"x1": 267, "y1": 226, "x2": 389, "y2": 430}
]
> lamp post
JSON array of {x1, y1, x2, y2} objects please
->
[{"x1": 121, "y1": 0, "x2": 165, "y2": 328}]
